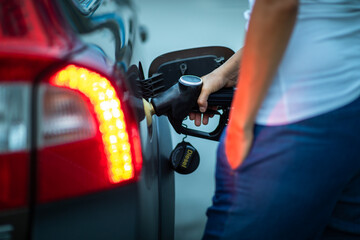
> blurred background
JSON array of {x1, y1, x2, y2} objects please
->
[{"x1": 132, "y1": 0, "x2": 249, "y2": 239}]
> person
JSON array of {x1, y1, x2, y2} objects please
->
[{"x1": 189, "y1": 0, "x2": 360, "y2": 239}]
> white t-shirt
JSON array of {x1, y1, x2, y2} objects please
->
[{"x1": 245, "y1": 0, "x2": 360, "y2": 125}]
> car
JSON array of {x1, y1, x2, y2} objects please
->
[{"x1": 0, "y1": 0, "x2": 233, "y2": 239}]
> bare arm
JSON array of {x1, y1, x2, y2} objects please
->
[
  {"x1": 225, "y1": 0, "x2": 299, "y2": 169},
  {"x1": 230, "y1": 0, "x2": 299, "y2": 129}
]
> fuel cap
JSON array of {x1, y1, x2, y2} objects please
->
[{"x1": 170, "y1": 141, "x2": 200, "y2": 174}]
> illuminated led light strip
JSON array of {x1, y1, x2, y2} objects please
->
[{"x1": 50, "y1": 65, "x2": 134, "y2": 183}]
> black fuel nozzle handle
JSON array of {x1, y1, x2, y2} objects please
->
[
  {"x1": 151, "y1": 75, "x2": 203, "y2": 128},
  {"x1": 176, "y1": 107, "x2": 230, "y2": 141},
  {"x1": 207, "y1": 87, "x2": 234, "y2": 108},
  {"x1": 150, "y1": 76, "x2": 234, "y2": 141},
  {"x1": 179, "y1": 87, "x2": 234, "y2": 141}
]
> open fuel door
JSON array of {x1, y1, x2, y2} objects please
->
[
  {"x1": 148, "y1": 46, "x2": 233, "y2": 94},
  {"x1": 144, "y1": 46, "x2": 235, "y2": 141}
]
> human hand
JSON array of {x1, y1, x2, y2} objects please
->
[
  {"x1": 189, "y1": 71, "x2": 230, "y2": 126},
  {"x1": 225, "y1": 126, "x2": 253, "y2": 169}
]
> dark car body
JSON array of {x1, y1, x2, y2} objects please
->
[
  {"x1": 0, "y1": 0, "x2": 234, "y2": 239},
  {"x1": 0, "y1": 0, "x2": 174, "y2": 239}
]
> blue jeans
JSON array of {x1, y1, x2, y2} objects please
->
[{"x1": 203, "y1": 96, "x2": 360, "y2": 240}]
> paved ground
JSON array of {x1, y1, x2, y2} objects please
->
[{"x1": 133, "y1": 1, "x2": 248, "y2": 239}]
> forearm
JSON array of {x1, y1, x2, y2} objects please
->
[{"x1": 232, "y1": 0, "x2": 298, "y2": 129}]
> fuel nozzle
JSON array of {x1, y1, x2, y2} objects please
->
[
  {"x1": 141, "y1": 75, "x2": 232, "y2": 174},
  {"x1": 142, "y1": 75, "x2": 203, "y2": 175},
  {"x1": 142, "y1": 98, "x2": 155, "y2": 127},
  {"x1": 151, "y1": 75, "x2": 202, "y2": 117},
  {"x1": 142, "y1": 75, "x2": 203, "y2": 127}
]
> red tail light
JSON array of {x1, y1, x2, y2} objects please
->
[
  {"x1": 37, "y1": 65, "x2": 142, "y2": 203},
  {"x1": 1, "y1": 0, "x2": 139, "y2": 206}
]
